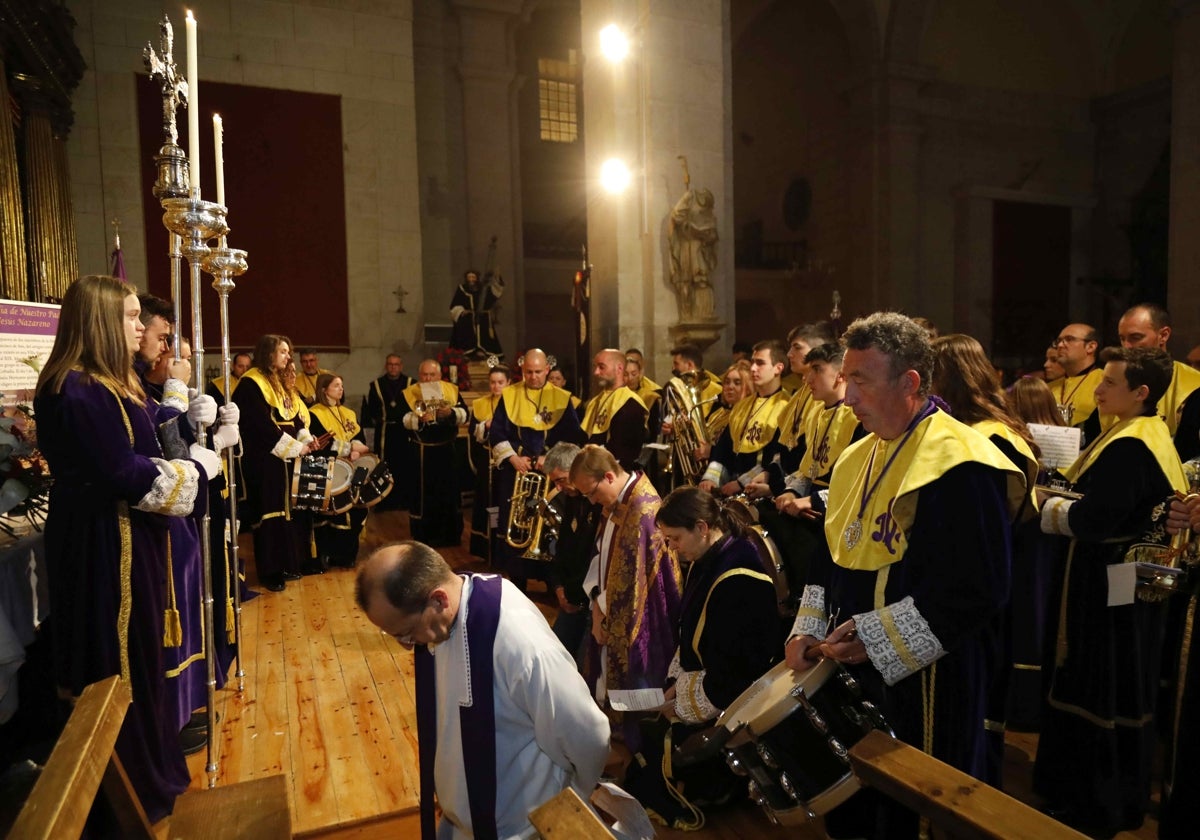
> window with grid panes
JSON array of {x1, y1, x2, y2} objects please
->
[{"x1": 538, "y1": 54, "x2": 578, "y2": 143}]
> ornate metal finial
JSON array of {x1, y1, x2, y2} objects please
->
[
  {"x1": 111, "y1": 217, "x2": 120, "y2": 250},
  {"x1": 486, "y1": 354, "x2": 501, "y2": 370},
  {"x1": 546, "y1": 354, "x2": 558, "y2": 369},
  {"x1": 143, "y1": 15, "x2": 189, "y2": 147}
]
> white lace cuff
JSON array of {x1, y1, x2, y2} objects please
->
[
  {"x1": 474, "y1": 422, "x2": 487, "y2": 443},
  {"x1": 784, "y1": 473, "x2": 811, "y2": 495},
  {"x1": 667, "y1": 650, "x2": 682, "y2": 682},
  {"x1": 161, "y1": 378, "x2": 188, "y2": 412},
  {"x1": 673, "y1": 669, "x2": 720, "y2": 724},
  {"x1": 493, "y1": 440, "x2": 516, "y2": 463},
  {"x1": 854, "y1": 596, "x2": 945, "y2": 686},
  {"x1": 298, "y1": 428, "x2": 315, "y2": 444},
  {"x1": 790, "y1": 584, "x2": 826, "y2": 640},
  {"x1": 701, "y1": 461, "x2": 728, "y2": 486},
  {"x1": 453, "y1": 406, "x2": 468, "y2": 425},
  {"x1": 135, "y1": 458, "x2": 200, "y2": 516},
  {"x1": 817, "y1": 488, "x2": 830, "y2": 507},
  {"x1": 333, "y1": 439, "x2": 351, "y2": 458},
  {"x1": 1040, "y1": 497, "x2": 1075, "y2": 536},
  {"x1": 450, "y1": 305, "x2": 465, "y2": 322},
  {"x1": 272, "y1": 433, "x2": 305, "y2": 460}
]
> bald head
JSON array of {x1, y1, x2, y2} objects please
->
[
  {"x1": 1055, "y1": 322, "x2": 1099, "y2": 376},
  {"x1": 521, "y1": 348, "x2": 549, "y2": 389},
  {"x1": 418, "y1": 359, "x2": 442, "y2": 383},
  {"x1": 355, "y1": 542, "x2": 461, "y2": 648},
  {"x1": 1118, "y1": 304, "x2": 1171, "y2": 351},
  {"x1": 593, "y1": 349, "x2": 626, "y2": 391}
]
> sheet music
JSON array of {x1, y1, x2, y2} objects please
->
[
  {"x1": 607, "y1": 688, "x2": 664, "y2": 712},
  {"x1": 1027, "y1": 423, "x2": 1082, "y2": 470}
]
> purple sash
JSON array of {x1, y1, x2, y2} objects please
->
[{"x1": 415, "y1": 574, "x2": 503, "y2": 840}]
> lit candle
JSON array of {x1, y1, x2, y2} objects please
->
[
  {"x1": 186, "y1": 10, "x2": 200, "y2": 195},
  {"x1": 213, "y1": 114, "x2": 224, "y2": 206}
]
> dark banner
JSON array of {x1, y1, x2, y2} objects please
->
[{"x1": 135, "y1": 74, "x2": 349, "y2": 354}]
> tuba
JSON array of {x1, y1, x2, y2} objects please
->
[
  {"x1": 505, "y1": 470, "x2": 559, "y2": 560},
  {"x1": 662, "y1": 373, "x2": 715, "y2": 484}
]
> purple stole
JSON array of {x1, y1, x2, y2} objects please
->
[{"x1": 415, "y1": 574, "x2": 503, "y2": 840}]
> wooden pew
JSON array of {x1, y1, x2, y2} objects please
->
[
  {"x1": 8, "y1": 673, "x2": 291, "y2": 839},
  {"x1": 9, "y1": 674, "x2": 154, "y2": 839},
  {"x1": 848, "y1": 730, "x2": 1088, "y2": 840}
]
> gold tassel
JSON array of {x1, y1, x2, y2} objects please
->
[
  {"x1": 163, "y1": 607, "x2": 182, "y2": 647},
  {"x1": 163, "y1": 533, "x2": 182, "y2": 647},
  {"x1": 226, "y1": 597, "x2": 236, "y2": 643}
]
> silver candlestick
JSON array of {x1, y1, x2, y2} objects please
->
[
  {"x1": 201, "y1": 238, "x2": 249, "y2": 697},
  {"x1": 162, "y1": 196, "x2": 227, "y2": 788}
]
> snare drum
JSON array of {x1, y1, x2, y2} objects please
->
[
  {"x1": 291, "y1": 455, "x2": 337, "y2": 513},
  {"x1": 719, "y1": 659, "x2": 890, "y2": 825},
  {"x1": 327, "y1": 457, "x2": 357, "y2": 515},
  {"x1": 351, "y1": 453, "x2": 395, "y2": 508},
  {"x1": 745, "y1": 525, "x2": 791, "y2": 618}
]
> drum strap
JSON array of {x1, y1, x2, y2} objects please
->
[{"x1": 659, "y1": 727, "x2": 705, "y2": 830}]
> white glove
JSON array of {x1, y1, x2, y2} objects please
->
[
  {"x1": 212, "y1": 423, "x2": 240, "y2": 451},
  {"x1": 188, "y1": 443, "x2": 220, "y2": 479},
  {"x1": 217, "y1": 402, "x2": 240, "y2": 427},
  {"x1": 187, "y1": 390, "x2": 218, "y2": 426}
]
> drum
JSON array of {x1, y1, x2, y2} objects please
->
[
  {"x1": 351, "y1": 453, "x2": 395, "y2": 508},
  {"x1": 291, "y1": 455, "x2": 337, "y2": 513},
  {"x1": 745, "y1": 524, "x2": 791, "y2": 618},
  {"x1": 327, "y1": 457, "x2": 357, "y2": 515},
  {"x1": 719, "y1": 659, "x2": 890, "y2": 825}
]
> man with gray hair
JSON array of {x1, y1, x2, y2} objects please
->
[
  {"x1": 356, "y1": 540, "x2": 610, "y2": 839},
  {"x1": 542, "y1": 442, "x2": 602, "y2": 660},
  {"x1": 783, "y1": 312, "x2": 1026, "y2": 837}
]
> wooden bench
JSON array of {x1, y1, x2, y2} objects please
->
[
  {"x1": 848, "y1": 730, "x2": 1088, "y2": 840},
  {"x1": 8, "y1": 675, "x2": 153, "y2": 839},
  {"x1": 8, "y1": 674, "x2": 291, "y2": 839}
]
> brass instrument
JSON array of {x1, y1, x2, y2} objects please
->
[
  {"x1": 1123, "y1": 491, "x2": 1199, "y2": 602},
  {"x1": 662, "y1": 373, "x2": 717, "y2": 484},
  {"x1": 414, "y1": 398, "x2": 450, "y2": 415},
  {"x1": 505, "y1": 470, "x2": 559, "y2": 560}
]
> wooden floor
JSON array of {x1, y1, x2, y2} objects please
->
[{"x1": 180, "y1": 507, "x2": 1159, "y2": 839}]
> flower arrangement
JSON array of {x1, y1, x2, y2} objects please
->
[{"x1": 436, "y1": 346, "x2": 472, "y2": 391}]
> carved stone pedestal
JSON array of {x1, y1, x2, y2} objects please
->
[{"x1": 668, "y1": 321, "x2": 727, "y2": 357}]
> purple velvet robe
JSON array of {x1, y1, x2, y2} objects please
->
[
  {"x1": 36, "y1": 371, "x2": 208, "y2": 822},
  {"x1": 586, "y1": 472, "x2": 683, "y2": 701}
]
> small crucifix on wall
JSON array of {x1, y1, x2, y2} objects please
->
[{"x1": 393, "y1": 284, "x2": 408, "y2": 313}]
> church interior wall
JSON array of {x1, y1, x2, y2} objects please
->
[{"x1": 65, "y1": 0, "x2": 423, "y2": 409}]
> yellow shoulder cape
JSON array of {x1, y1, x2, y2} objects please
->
[
  {"x1": 500, "y1": 382, "x2": 573, "y2": 430},
  {"x1": 582, "y1": 386, "x2": 646, "y2": 436},
  {"x1": 825, "y1": 409, "x2": 1027, "y2": 572}
]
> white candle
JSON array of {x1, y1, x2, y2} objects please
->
[
  {"x1": 213, "y1": 114, "x2": 225, "y2": 206},
  {"x1": 186, "y1": 10, "x2": 200, "y2": 195}
]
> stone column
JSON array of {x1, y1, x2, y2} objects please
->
[
  {"x1": 0, "y1": 57, "x2": 28, "y2": 301},
  {"x1": 54, "y1": 139, "x2": 78, "y2": 288},
  {"x1": 451, "y1": 0, "x2": 528, "y2": 359},
  {"x1": 581, "y1": 0, "x2": 734, "y2": 382},
  {"x1": 1169, "y1": 0, "x2": 1200, "y2": 346}
]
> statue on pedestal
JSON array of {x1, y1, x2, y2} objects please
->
[{"x1": 668, "y1": 156, "x2": 718, "y2": 322}]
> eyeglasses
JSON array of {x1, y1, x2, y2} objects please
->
[
  {"x1": 1053, "y1": 335, "x2": 1089, "y2": 346},
  {"x1": 578, "y1": 478, "x2": 603, "y2": 500}
]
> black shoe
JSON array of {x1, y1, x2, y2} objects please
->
[
  {"x1": 281, "y1": 570, "x2": 302, "y2": 581},
  {"x1": 262, "y1": 576, "x2": 285, "y2": 592},
  {"x1": 180, "y1": 726, "x2": 208, "y2": 756},
  {"x1": 184, "y1": 711, "x2": 219, "y2": 732}
]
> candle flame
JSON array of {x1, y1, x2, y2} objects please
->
[{"x1": 186, "y1": 10, "x2": 195, "y2": 22}]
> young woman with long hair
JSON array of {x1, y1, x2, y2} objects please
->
[{"x1": 35, "y1": 275, "x2": 218, "y2": 821}]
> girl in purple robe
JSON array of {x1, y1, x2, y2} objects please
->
[{"x1": 35, "y1": 275, "x2": 217, "y2": 822}]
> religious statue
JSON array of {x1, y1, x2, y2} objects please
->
[
  {"x1": 449, "y1": 268, "x2": 503, "y2": 359},
  {"x1": 668, "y1": 156, "x2": 718, "y2": 322}
]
